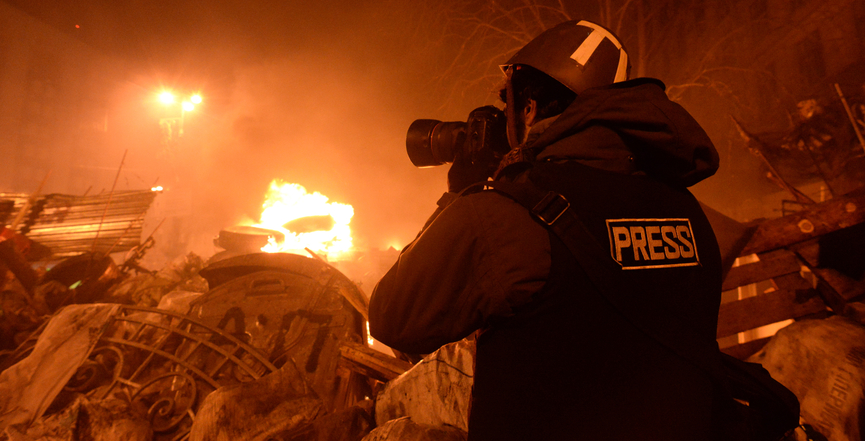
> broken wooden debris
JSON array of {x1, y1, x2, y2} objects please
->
[
  {"x1": 741, "y1": 189, "x2": 865, "y2": 256},
  {"x1": 339, "y1": 340, "x2": 413, "y2": 383},
  {"x1": 0, "y1": 190, "x2": 157, "y2": 259},
  {"x1": 718, "y1": 188, "x2": 865, "y2": 359}
]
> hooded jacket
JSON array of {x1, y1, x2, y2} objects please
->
[
  {"x1": 369, "y1": 79, "x2": 722, "y2": 440},
  {"x1": 528, "y1": 78, "x2": 718, "y2": 185}
]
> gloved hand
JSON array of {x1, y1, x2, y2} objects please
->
[{"x1": 447, "y1": 151, "x2": 497, "y2": 193}]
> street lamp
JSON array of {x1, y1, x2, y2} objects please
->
[
  {"x1": 158, "y1": 90, "x2": 202, "y2": 142},
  {"x1": 159, "y1": 91, "x2": 175, "y2": 105}
]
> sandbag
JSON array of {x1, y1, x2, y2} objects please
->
[
  {"x1": 0, "y1": 304, "x2": 120, "y2": 432},
  {"x1": 362, "y1": 417, "x2": 466, "y2": 441},
  {"x1": 749, "y1": 315, "x2": 865, "y2": 441},
  {"x1": 267, "y1": 401, "x2": 374, "y2": 441},
  {"x1": 188, "y1": 361, "x2": 323, "y2": 441},
  {"x1": 374, "y1": 338, "x2": 474, "y2": 431}
]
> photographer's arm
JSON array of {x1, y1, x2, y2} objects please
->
[
  {"x1": 416, "y1": 149, "x2": 497, "y2": 232},
  {"x1": 368, "y1": 191, "x2": 550, "y2": 354},
  {"x1": 419, "y1": 192, "x2": 459, "y2": 231}
]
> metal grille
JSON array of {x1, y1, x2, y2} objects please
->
[{"x1": 65, "y1": 305, "x2": 278, "y2": 440}]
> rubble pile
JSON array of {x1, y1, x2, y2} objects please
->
[
  {"x1": 734, "y1": 94, "x2": 865, "y2": 206},
  {"x1": 4, "y1": 236, "x2": 865, "y2": 440},
  {"x1": 0, "y1": 240, "x2": 471, "y2": 441}
]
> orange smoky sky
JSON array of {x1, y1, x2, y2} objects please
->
[{"x1": 0, "y1": 0, "x2": 497, "y2": 265}]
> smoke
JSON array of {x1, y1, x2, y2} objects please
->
[
  {"x1": 1, "y1": 1, "x2": 510, "y2": 268},
  {"x1": 191, "y1": 56, "x2": 446, "y2": 249},
  {"x1": 98, "y1": 2, "x2": 457, "y2": 266}
]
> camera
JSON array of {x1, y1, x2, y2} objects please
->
[{"x1": 406, "y1": 106, "x2": 509, "y2": 168}]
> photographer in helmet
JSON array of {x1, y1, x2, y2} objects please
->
[{"x1": 370, "y1": 20, "x2": 722, "y2": 440}]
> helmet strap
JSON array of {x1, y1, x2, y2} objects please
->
[
  {"x1": 494, "y1": 66, "x2": 535, "y2": 180},
  {"x1": 505, "y1": 67, "x2": 522, "y2": 151}
]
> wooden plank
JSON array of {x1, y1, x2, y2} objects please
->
[
  {"x1": 771, "y1": 272, "x2": 810, "y2": 291},
  {"x1": 717, "y1": 288, "x2": 827, "y2": 338},
  {"x1": 741, "y1": 190, "x2": 865, "y2": 256},
  {"x1": 722, "y1": 250, "x2": 801, "y2": 291},
  {"x1": 789, "y1": 240, "x2": 865, "y2": 302},
  {"x1": 815, "y1": 268, "x2": 865, "y2": 301},
  {"x1": 719, "y1": 337, "x2": 772, "y2": 360},
  {"x1": 333, "y1": 366, "x2": 353, "y2": 410},
  {"x1": 305, "y1": 249, "x2": 370, "y2": 321},
  {"x1": 337, "y1": 284, "x2": 369, "y2": 322},
  {"x1": 789, "y1": 239, "x2": 819, "y2": 266},
  {"x1": 339, "y1": 341, "x2": 413, "y2": 383},
  {"x1": 0, "y1": 200, "x2": 14, "y2": 225}
]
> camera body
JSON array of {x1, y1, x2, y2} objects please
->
[{"x1": 406, "y1": 106, "x2": 509, "y2": 168}]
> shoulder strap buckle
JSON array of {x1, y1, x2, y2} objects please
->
[{"x1": 532, "y1": 191, "x2": 570, "y2": 225}]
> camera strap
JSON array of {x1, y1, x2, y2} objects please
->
[{"x1": 504, "y1": 67, "x2": 521, "y2": 151}]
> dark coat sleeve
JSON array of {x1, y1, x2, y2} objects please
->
[{"x1": 368, "y1": 191, "x2": 551, "y2": 354}]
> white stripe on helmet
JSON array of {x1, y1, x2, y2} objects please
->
[{"x1": 571, "y1": 20, "x2": 629, "y2": 83}]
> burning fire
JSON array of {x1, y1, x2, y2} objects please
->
[{"x1": 253, "y1": 180, "x2": 354, "y2": 259}]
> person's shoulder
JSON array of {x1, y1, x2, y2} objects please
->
[
  {"x1": 452, "y1": 188, "x2": 531, "y2": 215},
  {"x1": 446, "y1": 189, "x2": 546, "y2": 240}
]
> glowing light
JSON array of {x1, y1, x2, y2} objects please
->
[
  {"x1": 182, "y1": 101, "x2": 195, "y2": 112},
  {"x1": 251, "y1": 180, "x2": 354, "y2": 260},
  {"x1": 151, "y1": 186, "x2": 163, "y2": 192},
  {"x1": 190, "y1": 94, "x2": 202, "y2": 104},
  {"x1": 366, "y1": 322, "x2": 374, "y2": 346},
  {"x1": 159, "y1": 91, "x2": 175, "y2": 105}
]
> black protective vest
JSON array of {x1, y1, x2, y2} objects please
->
[{"x1": 468, "y1": 161, "x2": 722, "y2": 441}]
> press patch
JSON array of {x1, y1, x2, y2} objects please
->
[{"x1": 606, "y1": 218, "x2": 700, "y2": 270}]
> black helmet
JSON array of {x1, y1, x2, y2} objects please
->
[{"x1": 501, "y1": 20, "x2": 630, "y2": 94}]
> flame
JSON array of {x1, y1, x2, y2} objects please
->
[{"x1": 253, "y1": 180, "x2": 354, "y2": 260}]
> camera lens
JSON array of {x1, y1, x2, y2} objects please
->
[{"x1": 406, "y1": 120, "x2": 466, "y2": 167}]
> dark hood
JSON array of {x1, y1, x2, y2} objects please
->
[{"x1": 531, "y1": 78, "x2": 719, "y2": 187}]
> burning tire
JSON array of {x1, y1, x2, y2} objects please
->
[{"x1": 213, "y1": 225, "x2": 285, "y2": 254}]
